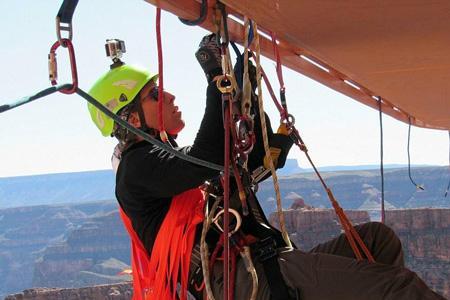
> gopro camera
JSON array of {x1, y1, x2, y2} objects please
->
[{"x1": 105, "y1": 39, "x2": 126, "y2": 67}]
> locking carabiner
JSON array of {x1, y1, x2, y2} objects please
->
[{"x1": 48, "y1": 38, "x2": 78, "y2": 94}]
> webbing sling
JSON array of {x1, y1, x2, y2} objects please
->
[{"x1": 244, "y1": 189, "x2": 297, "y2": 300}]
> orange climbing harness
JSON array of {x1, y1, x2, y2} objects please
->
[{"x1": 118, "y1": 188, "x2": 205, "y2": 300}]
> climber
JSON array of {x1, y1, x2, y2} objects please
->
[{"x1": 87, "y1": 35, "x2": 446, "y2": 300}]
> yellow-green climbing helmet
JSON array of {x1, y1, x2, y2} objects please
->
[{"x1": 88, "y1": 64, "x2": 157, "y2": 136}]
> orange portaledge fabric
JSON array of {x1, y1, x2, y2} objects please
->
[{"x1": 119, "y1": 188, "x2": 205, "y2": 300}]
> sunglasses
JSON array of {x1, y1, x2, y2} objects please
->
[{"x1": 148, "y1": 85, "x2": 159, "y2": 101}]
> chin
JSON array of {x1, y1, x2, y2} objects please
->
[{"x1": 167, "y1": 120, "x2": 185, "y2": 135}]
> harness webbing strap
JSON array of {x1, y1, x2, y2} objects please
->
[
  {"x1": 57, "y1": 0, "x2": 79, "y2": 24},
  {"x1": 258, "y1": 248, "x2": 294, "y2": 300}
]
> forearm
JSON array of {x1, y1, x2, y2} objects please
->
[{"x1": 188, "y1": 80, "x2": 225, "y2": 165}]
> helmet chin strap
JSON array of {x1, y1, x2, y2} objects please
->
[
  {"x1": 135, "y1": 97, "x2": 151, "y2": 134},
  {"x1": 134, "y1": 98, "x2": 175, "y2": 146}
]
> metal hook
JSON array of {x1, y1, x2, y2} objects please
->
[
  {"x1": 48, "y1": 38, "x2": 78, "y2": 94},
  {"x1": 213, "y1": 208, "x2": 242, "y2": 235},
  {"x1": 216, "y1": 74, "x2": 236, "y2": 94}
]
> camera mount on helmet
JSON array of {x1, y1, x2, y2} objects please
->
[{"x1": 105, "y1": 39, "x2": 126, "y2": 69}]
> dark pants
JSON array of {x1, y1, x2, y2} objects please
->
[{"x1": 211, "y1": 222, "x2": 446, "y2": 300}]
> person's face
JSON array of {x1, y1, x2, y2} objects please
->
[{"x1": 134, "y1": 81, "x2": 185, "y2": 136}]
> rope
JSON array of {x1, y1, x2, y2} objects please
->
[
  {"x1": 242, "y1": 17, "x2": 252, "y2": 117},
  {"x1": 200, "y1": 195, "x2": 221, "y2": 300},
  {"x1": 253, "y1": 21, "x2": 292, "y2": 249},
  {"x1": 240, "y1": 246, "x2": 258, "y2": 300},
  {"x1": 258, "y1": 43, "x2": 375, "y2": 262},
  {"x1": 178, "y1": 0, "x2": 208, "y2": 26},
  {"x1": 270, "y1": 31, "x2": 287, "y2": 115},
  {"x1": 75, "y1": 88, "x2": 224, "y2": 171},
  {"x1": 378, "y1": 97, "x2": 385, "y2": 223},
  {"x1": 1, "y1": 84, "x2": 226, "y2": 173},
  {"x1": 407, "y1": 117, "x2": 424, "y2": 190},
  {"x1": 445, "y1": 131, "x2": 450, "y2": 198},
  {"x1": 222, "y1": 94, "x2": 231, "y2": 300},
  {"x1": 155, "y1": 7, "x2": 168, "y2": 142},
  {"x1": 0, "y1": 85, "x2": 72, "y2": 113}
]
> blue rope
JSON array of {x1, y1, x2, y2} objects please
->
[
  {"x1": 0, "y1": 85, "x2": 225, "y2": 171},
  {"x1": 407, "y1": 117, "x2": 424, "y2": 190},
  {"x1": 230, "y1": 41, "x2": 243, "y2": 89},
  {"x1": 0, "y1": 84, "x2": 72, "y2": 113},
  {"x1": 178, "y1": 0, "x2": 208, "y2": 26}
]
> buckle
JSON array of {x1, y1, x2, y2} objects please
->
[{"x1": 252, "y1": 237, "x2": 278, "y2": 262}]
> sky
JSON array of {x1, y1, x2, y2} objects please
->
[{"x1": 0, "y1": 0, "x2": 448, "y2": 178}]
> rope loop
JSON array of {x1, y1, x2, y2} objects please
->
[
  {"x1": 178, "y1": 0, "x2": 208, "y2": 26},
  {"x1": 48, "y1": 38, "x2": 78, "y2": 94}
]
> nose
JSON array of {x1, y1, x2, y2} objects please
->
[{"x1": 164, "y1": 91, "x2": 175, "y2": 104}]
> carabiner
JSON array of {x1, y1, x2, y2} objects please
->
[
  {"x1": 48, "y1": 38, "x2": 78, "y2": 94},
  {"x1": 213, "y1": 208, "x2": 242, "y2": 235},
  {"x1": 216, "y1": 74, "x2": 236, "y2": 94}
]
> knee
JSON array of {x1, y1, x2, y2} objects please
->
[
  {"x1": 366, "y1": 221, "x2": 394, "y2": 234},
  {"x1": 366, "y1": 222, "x2": 402, "y2": 246}
]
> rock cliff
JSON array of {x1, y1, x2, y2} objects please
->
[
  {"x1": 5, "y1": 207, "x2": 449, "y2": 299},
  {"x1": 4, "y1": 282, "x2": 132, "y2": 300},
  {"x1": 269, "y1": 205, "x2": 450, "y2": 299},
  {"x1": 269, "y1": 205, "x2": 370, "y2": 250},
  {"x1": 0, "y1": 201, "x2": 121, "y2": 298},
  {"x1": 32, "y1": 211, "x2": 131, "y2": 288},
  {"x1": 385, "y1": 208, "x2": 450, "y2": 299}
]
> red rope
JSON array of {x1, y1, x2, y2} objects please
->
[
  {"x1": 155, "y1": 8, "x2": 167, "y2": 142},
  {"x1": 260, "y1": 66, "x2": 287, "y2": 119},
  {"x1": 223, "y1": 94, "x2": 231, "y2": 300},
  {"x1": 270, "y1": 31, "x2": 285, "y2": 91}
]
